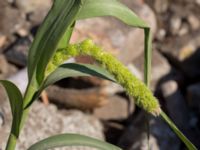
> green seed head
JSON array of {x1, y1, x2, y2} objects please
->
[{"x1": 45, "y1": 39, "x2": 161, "y2": 116}]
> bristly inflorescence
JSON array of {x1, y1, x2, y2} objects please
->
[{"x1": 46, "y1": 39, "x2": 161, "y2": 116}]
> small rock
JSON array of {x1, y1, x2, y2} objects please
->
[
  {"x1": 0, "y1": 35, "x2": 7, "y2": 49},
  {"x1": 154, "y1": 0, "x2": 169, "y2": 13},
  {"x1": 156, "y1": 29, "x2": 166, "y2": 41},
  {"x1": 16, "y1": 0, "x2": 52, "y2": 25},
  {"x1": 15, "y1": 0, "x2": 52, "y2": 13},
  {"x1": 0, "y1": 1, "x2": 27, "y2": 36},
  {"x1": 181, "y1": 48, "x2": 200, "y2": 79},
  {"x1": 46, "y1": 85, "x2": 108, "y2": 110},
  {"x1": 187, "y1": 82, "x2": 200, "y2": 113},
  {"x1": 94, "y1": 95, "x2": 134, "y2": 120},
  {"x1": 118, "y1": 113, "x2": 160, "y2": 150},
  {"x1": 0, "y1": 55, "x2": 8, "y2": 77},
  {"x1": 178, "y1": 23, "x2": 189, "y2": 36},
  {"x1": 158, "y1": 33, "x2": 200, "y2": 79},
  {"x1": 188, "y1": 14, "x2": 200, "y2": 30},
  {"x1": 161, "y1": 80, "x2": 190, "y2": 129},
  {"x1": 118, "y1": 112, "x2": 180, "y2": 150},
  {"x1": 196, "y1": 0, "x2": 200, "y2": 5},
  {"x1": 5, "y1": 37, "x2": 31, "y2": 67},
  {"x1": 150, "y1": 117, "x2": 181, "y2": 150},
  {"x1": 170, "y1": 16, "x2": 182, "y2": 35}
]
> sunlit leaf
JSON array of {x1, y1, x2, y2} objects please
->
[
  {"x1": 28, "y1": 134, "x2": 121, "y2": 150},
  {"x1": 28, "y1": 0, "x2": 83, "y2": 83}
]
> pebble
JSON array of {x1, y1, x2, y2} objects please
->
[
  {"x1": 178, "y1": 23, "x2": 189, "y2": 36},
  {"x1": 94, "y1": 95, "x2": 134, "y2": 120},
  {"x1": 187, "y1": 82, "x2": 200, "y2": 113},
  {"x1": 5, "y1": 37, "x2": 31, "y2": 67},
  {"x1": 170, "y1": 16, "x2": 182, "y2": 35},
  {"x1": 0, "y1": 55, "x2": 9, "y2": 79},
  {"x1": 118, "y1": 112, "x2": 180, "y2": 150},
  {"x1": 0, "y1": 35, "x2": 7, "y2": 49},
  {"x1": 154, "y1": 0, "x2": 169, "y2": 13},
  {"x1": 188, "y1": 14, "x2": 200, "y2": 30},
  {"x1": 161, "y1": 80, "x2": 190, "y2": 129}
]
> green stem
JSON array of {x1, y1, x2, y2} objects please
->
[
  {"x1": 5, "y1": 77, "x2": 38, "y2": 150},
  {"x1": 5, "y1": 134, "x2": 17, "y2": 150},
  {"x1": 160, "y1": 111, "x2": 197, "y2": 150}
]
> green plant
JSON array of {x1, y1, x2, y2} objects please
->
[{"x1": 1, "y1": 0, "x2": 197, "y2": 150}]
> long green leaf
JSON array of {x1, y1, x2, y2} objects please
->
[
  {"x1": 77, "y1": 0, "x2": 148, "y2": 28},
  {"x1": 0, "y1": 80, "x2": 23, "y2": 137},
  {"x1": 28, "y1": 134, "x2": 121, "y2": 150},
  {"x1": 43, "y1": 63, "x2": 115, "y2": 89},
  {"x1": 28, "y1": 0, "x2": 83, "y2": 83}
]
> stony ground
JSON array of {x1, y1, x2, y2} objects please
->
[{"x1": 0, "y1": 0, "x2": 200, "y2": 150}]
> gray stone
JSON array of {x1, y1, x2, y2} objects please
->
[
  {"x1": 118, "y1": 113, "x2": 180, "y2": 150},
  {"x1": 161, "y1": 80, "x2": 190, "y2": 129},
  {"x1": 187, "y1": 82, "x2": 200, "y2": 113},
  {"x1": 5, "y1": 37, "x2": 31, "y2": 67},
  {"x1": 188, "y1": 14, "x2": 200, "y2": 30},
  {"x1": 0, "y1": 1, "x2": 27, "y2": 36},
  {"x1": 156, "y1": 32, "x2": 200, "y2": 79},
  {"x1": 15, "y1": 0, "x2": 52, "y2": 25},
  {"x1": 46, "y1": 85, "x2": 109, "y2": 110},
  {"x1": 0, "y1": 54, "x2": 17, "y2": 79},
  {"x1": 0, "y1": 101, "x2": 104, "y2": 150},
  {"x1": 170, "y1": 16, "x2": 182, "y2": 35},
  {"x1": 94, "y1": 95, "x2": 134, "y2": 120}
]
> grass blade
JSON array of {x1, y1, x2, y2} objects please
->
[
  {"x1": 161, "y1": 111, "x2": 197, "y2": 150},
  {"x1": 28, "y1": 0, "x2": 82, "y2": 83},
  {"x1": 28, "y1": 134, "x2": 122, "y2": 150},
  {"x1": 43, "y1": 63, "x2": 115, "y2": 89},
  {"x1": 0, "y1": 80, "x2": 23, "y2": 137},
  {"x1": 77, "y1": 0, "x2": 148, "y2": 28}
]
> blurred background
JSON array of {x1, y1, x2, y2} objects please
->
[{"x1": 0, "y1": 0, "x2": 200, "y2": 149}]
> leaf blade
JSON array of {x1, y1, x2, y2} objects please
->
[
  {"x1": 28, "y1": 133, "x2": 121, "y2": 150},
  {"x1": 43, "y1": 63, "x2": 115, "y2": 89},
  {"x1": 28, "y1": 0, "x2": 83, "y2": 83},
  {"x1": 161, "y1": 111, "x2": 197, "y2": 150},
  {"x1": 0, "y1": 80, "x2": 23, "y2": 137},
  {"x1": 77, "y1": 0, "x2": 148, "y2": 28}
]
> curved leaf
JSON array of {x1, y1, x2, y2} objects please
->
[
  {"x1": 43, "y1": 63, "x2": 115, "y2": 89},
  {"x1": 77, "y1": 0, "x2": 148, "y2": 28},
  {"x1": 28, "y1": 134, "x2": 121, "y2": 150},
  {"x1": 0, "y1": 80, "x2": 23, "y2": 137},
  {"x1": 76, "y1": 0, "x2": 152, "y2": 87},
  {"x1": 28, "y1": 0, "x2": 83, "y2": 83}
]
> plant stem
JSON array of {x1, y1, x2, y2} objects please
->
[
  {"x1": 160, "y1": 111, "x2": 197, "y2": 150},
  {"x1": 5, "y1": 134, "x2": 17, "y2": 150},
  {"x1": 5, "y1": 78, "x2": 38, "y2": 150}
]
